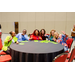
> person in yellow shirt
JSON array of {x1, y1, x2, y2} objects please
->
[{"x1": 2, "y1": 31, "x2": 19, "y2": 54}]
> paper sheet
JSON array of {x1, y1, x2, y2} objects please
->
[
  {"x1": 19, "y1": 43, "x2": 24, "y2": 45},
  {"x1": 34, "y1": 40, "x2": 39, "y2": 42}
]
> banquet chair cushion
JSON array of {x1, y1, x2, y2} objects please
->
[
  {"x1": 0, "y1": 55, "x2": 12, "y2": 62},
  {"x1": 68, "y1": 48, "x2": 75, "y2": 62},
  {"x1": 66, "y1": 38, "x2": 73, "y2": 48},
  {"x1": 67, "y1": 53, "x2": 75, "y2": 59},
  {"x1": 0, "y1": 51, "x2": 6, "y2": 55},
  {"x1": 53, "y1": 53, "x2": 68, "y2": 62}
]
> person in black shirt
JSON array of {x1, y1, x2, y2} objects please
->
[{"x1": 40, "y1": 29, "x2": 48, "y2": 40}]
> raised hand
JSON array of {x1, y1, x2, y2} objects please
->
[{"x1": 61, "y1": 31, "x2": 65, "y2": 35}]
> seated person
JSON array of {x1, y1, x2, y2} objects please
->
[
  {"x1": 40, "y1": 29, "x2": 48, "y2": 40},
  {"x1": 48, "y1": 30, "x2": 56, "y2": 41},
  {"x1": 71, "y1": 25, "x2": 75, "y2": 40},
  {"x1": 16, "y1": 29, "x2": 29, "y2": 42},
  {"x1": 53, "y1": 31, "x2": 68, "y2": 51},
  {"x1": 0, "y1": 24, "x2": 2, "y2": 38},
  {"x1": 2, "y1": 31, "x2": 19, "y2": 54},
  {"x1": 30, "y1": 29, "x2": 42, "y2": 40}
]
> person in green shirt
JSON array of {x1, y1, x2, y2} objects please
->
[
  {"x1": 2, "y1": 31, "x2": 19, "y2": 54},
  {"x1": 48, "y1": 30, "x2": 56, "y2": 41}
]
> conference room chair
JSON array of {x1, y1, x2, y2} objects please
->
[{"x1": 53, "y1": 48, "x2": 75, "y2": 62}]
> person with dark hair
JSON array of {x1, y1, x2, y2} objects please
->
[
  {"x1": 16, "y1": 29, "x2": 29, "y2": 42},
  {"x1": 0, "y1": 24, "x2": 2, "y2": 38},
  {"x1": 2, "y1": 31, "x2": 19, "y2": 54},
  {"x1": 40, "y1": 29, "x2": 48, "y2": 40},
  {"x1": 30, "y1": 29, "x2": 42, "y2": 40}
]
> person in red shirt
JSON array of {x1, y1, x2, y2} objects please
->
[{"x1": 30, "y1": 29, "x2": 42, "y2": 40}]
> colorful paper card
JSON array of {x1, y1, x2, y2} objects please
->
[
  {"x1": 19, "y1": 43, "x2": 24, "y2": 45},
  {"x1": 34, "y1": 40, "x2": 39, "y2": 42}
]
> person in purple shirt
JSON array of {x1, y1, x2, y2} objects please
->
[{"x1": 16, "y1": 29, "x2": 29, "y2": 42}]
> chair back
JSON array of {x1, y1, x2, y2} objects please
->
[
  {"x1": 53, "y1": 53, "x2": 68, "y2": 62},
  {"x1": 68, "y1": 48, "x2": 75, "y2": 62},
  {"x1": 66, "y1": 38, "x2": 73, "y2": 48}
]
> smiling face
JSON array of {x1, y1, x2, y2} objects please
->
[
  {"x1": 54, "y1": 32, "x2": 59, "y2": 38},
  {"x1": 41, "y1": 30, "x2": 45, "y2": 35},
  {"x1": 35, "y1": 30, "x2": 39, "y2": 36},
  {"x1": 12, "y1": 31, "x2": 16, "y2": 37},
  {"x1": 51, "y1": 31, "x2": 55, "y2": 36}
]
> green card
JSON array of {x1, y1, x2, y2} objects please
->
[
  {"x1": 52, "y1": 42, "x2": 58, "y2": 44},
  {"x1": 34, "y1": 40, "x2": 38, "y2": 42},
  {"x1": 44, "y1": 42, "x2": 49, "y2": 43},
  {"x1": 21, "y1": 41, "x2": 28, "y2": 42},
  {"x1": 49, "y1": 41, "x2": 58, "y2": 44},
  {"x1": 19, "y1": 43, "x2": 24, "y2": 45},
  {"x1": 40, "y1": 41, "x2": 46, "y2": 43}
]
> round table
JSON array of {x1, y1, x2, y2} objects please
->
[{"x1": 10, "y1": 41, "x2": 64, "y2": 62}]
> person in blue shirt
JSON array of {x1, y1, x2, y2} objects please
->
[{"x1": 16, "y1": 29, "x2": 29, "y2": 42}]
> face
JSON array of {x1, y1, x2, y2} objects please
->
[
  {"x1": 55, "y1": 33, "x2": 59, "y2": 38},
  {"x1": 12, "y1": 31, "x2": 16, "y2": 37},
  {"x1": 23, "y1": 30, "x2": 26, "y2": 35},
  {"x1": 41, "y1": 30, "x2": 45, "y2": 35},
  {"x1": 51, "y1": 31, "x2": 55, "y2": 36},
  {"x1": 35, "y1": 30, "x2": 39, "y2": 35}
]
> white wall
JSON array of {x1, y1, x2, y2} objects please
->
[{"x1": 0, "y1": 12, "x2": 75, "y2": 36}]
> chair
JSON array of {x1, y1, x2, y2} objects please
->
[
  {"x1": 53, "y1": 48, "x2": 75, "y2": 62},
  {"x1": 53, "y1": 53, "x2": 68, "y2": 62},
  {"x1": 0, "y1": 38, "x2": 6, "y2": 55},
  {"x1": 67, "y1": 46, "x2": 75, "y2": 59},
  {"x1": 0, "y1": 55, "x2": 12, "y2": 62},
  {"x1": 0, "y1": 38, "x2": 11, "y2": 62},
  {"x1": 66, "y1": 38, "x2": 73, "y2": 52},
  {"x1": 65, "y1": 48, "x2": 75, "y2": 62}
]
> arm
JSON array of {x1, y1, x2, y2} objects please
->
[
  {"x1": 24, "y1": 35, "x2": 29, "y2": 41},
  {"x1": 4, "y1": 36, "x2": 12, "y2": 44},
  {"x1": 71, "y1": 29, "x2": 75, "y2": 33}
]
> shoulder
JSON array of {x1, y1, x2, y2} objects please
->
[
  {"x1": 17, "y1": 33, "x2": 22, "y2": 35},
  {"x1": 6, "y1": 36, "x2": 11, "y2": 38}
]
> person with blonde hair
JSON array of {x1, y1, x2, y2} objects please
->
[
  {"x1": 48, "y1": 30, "x2": 56, "y2": 41},
  {"x1": 53, "y1": 31, "x2": 68, "y2": 51}
]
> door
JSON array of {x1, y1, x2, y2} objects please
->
[{"x1": 14, "y1": 22, "x2": 19, "y2": 34}]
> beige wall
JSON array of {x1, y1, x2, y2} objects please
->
[{"x1": 0, "y1": 12, "x2": 75, "y2": 36}]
